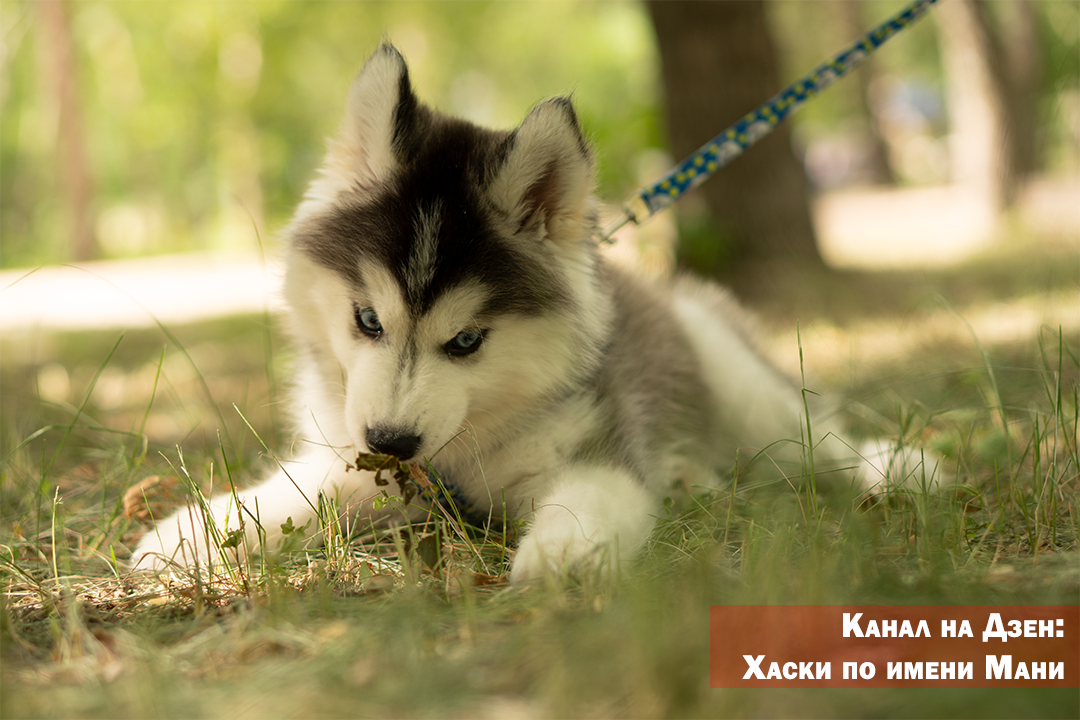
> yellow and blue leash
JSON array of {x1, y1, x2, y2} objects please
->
[{"x1": 600, "y1": 0, "x2": 939, "y2": 243}]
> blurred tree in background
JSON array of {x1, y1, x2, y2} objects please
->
[
  {"x1": 1, "y1": 0, "x2": 1077, "y2": 271},
  {"x1": 649, "y1": 0, "x2": 822, "y2": 271},
  {"x1": 1, "y1": 0, "x2": 661, "y2": 267},
  {"x1": 938, "y1": 0, "x2": 1041, "y2": 212},
  {"x1": 36, "y1": 0, "x2": 95, "y2": 261}
]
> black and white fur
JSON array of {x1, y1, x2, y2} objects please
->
[{"x1": 133, "y1": 45, "x2": 934, "y2": 582}]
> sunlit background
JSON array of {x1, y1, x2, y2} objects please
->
[
  {"x1": 2, "y1": 1, "x2": 1076, "y2": 271},
  {"x1": 2, "y1": 1, "x2": 666, "y2": 267},
  {"x1": 1, "y1": 8, "x2": 1079, "y2": 717},
  {"x1": 1, "y1": 0, "x2": 1077, "y2": 444}
]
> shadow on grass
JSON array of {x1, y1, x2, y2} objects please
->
[{"x1": 1, "y1": 243, "x2": 1077, "y2": 720}]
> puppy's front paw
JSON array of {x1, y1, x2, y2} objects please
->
[
  {"x1": 509, "y1": 466, "x2": 656, "y2": 584},
  {"x1": 509, "y1": 511, "x2": 612, "y2": 584},
  {"x1": 857, "y1": 440, "x2": 946, "y2": 492},
  {"x1": 130, "y1": 501, "x2": 250, "y2": 572}
]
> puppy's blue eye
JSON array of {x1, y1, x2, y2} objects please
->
[
  {"x1": 445, "y1": 328, "x2": 484, "y2": 356},
  {"x1": 355, "y1": 306, "x2": 382, "y2": 338}
]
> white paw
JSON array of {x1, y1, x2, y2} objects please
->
[
  {"x1": 130, "y1": 500, "x2": 252, "y2": 571},
  {"x1": 510, "y1": 511, "x2": 611, "y2": 583},
  {"x1": 858, "y1": 440, "x2": 945, "y2": 492},
  {"x1": 508, "y1": 465, "x2": 656, "y2": 584}
]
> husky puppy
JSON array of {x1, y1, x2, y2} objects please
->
[{"x1": 133, "y1": 44, "x2": 930, "y2": 582}]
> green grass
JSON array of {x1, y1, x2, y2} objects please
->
[{"x1": 1, "y1": 254, "x2": 1078, "y2": 719}]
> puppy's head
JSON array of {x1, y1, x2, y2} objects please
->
[{"x1": 283, "y1": 44, "x2": 609, "y2": 461}]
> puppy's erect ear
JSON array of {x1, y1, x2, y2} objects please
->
[
  {"x1": 487, "y1": 97, "x2": 595, "y2": 245},
  {"x1": 306, "y1": 44, "x2": 415, "y2": 204}
]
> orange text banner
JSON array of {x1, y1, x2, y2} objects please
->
[{"x1": 710, "y1": 605, "x2": 1078, "y2": 688}]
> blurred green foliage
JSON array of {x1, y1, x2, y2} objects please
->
[
  {"x1": 1, "y1": 0, "x2": 662, "y2": 266},
  {"x1": 1, "y1": 0, "x2": 1077, "y2": 268}
]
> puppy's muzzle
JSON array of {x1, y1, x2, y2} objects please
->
[{"x1": 365, "y1": 425, "x2": 422, "y2": 460}]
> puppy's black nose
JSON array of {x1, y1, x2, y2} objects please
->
[{"x1": 365, "y1": 426, "x2": 422, "y2": 460}]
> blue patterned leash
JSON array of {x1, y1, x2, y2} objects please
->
[{"x1": 599, "y1": 0, "x2": 939, "y2": 243}]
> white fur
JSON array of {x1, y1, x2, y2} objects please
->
[
  {"x1": 132, "y1": 44, "x2": 943, "y2": 580},
  {"x1": 294, "y1": 46, "x2": 404, "y2": 219},
  {"x1": 510, "y1": 464, "x2": 656, "y2": 583},
  {"x1": 487, "y1": 99, "x2": 596, "y2": 244}
]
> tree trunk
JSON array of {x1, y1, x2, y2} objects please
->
[
  {"x1": 647, "y1": 0, "x2": 822, "y2": 273},
  {"x1": 38, "y1": 0, "x2": 97, "y2": 262},
  {"x1": 1000, "y1": 0, "x2": 1040, "y2": 177},
  {"x1": 839, "y1": 0, "x2": 896, "y2": 186},
  {"x1": 937, "y1": 0, "x2": 1026, "y2": 212}
]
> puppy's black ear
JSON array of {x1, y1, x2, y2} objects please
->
[
  {"x1": 487, "y1": 97, "x2": 596, "y2": 245},
  {"x1": 309, "y1": 44, "x2": 416, "y2": 202}
]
